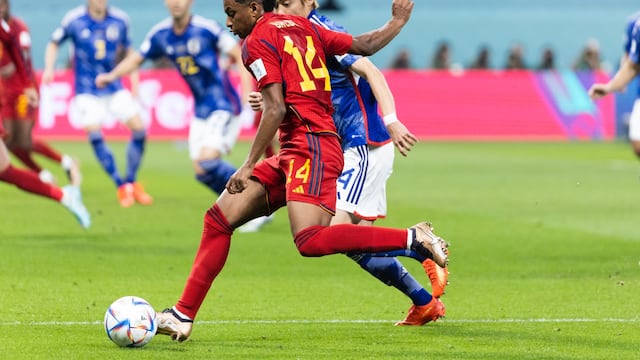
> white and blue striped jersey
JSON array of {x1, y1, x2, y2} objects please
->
[
  {"x1": 308, "y1": 9, "x2": 391, "y2": 150},
  {"x1": 624, "y1": 11, "x2": 640, "y2": 97},
  {"x1": 139, "y1": 15, "x2": 241, "y2": 119},
  {"x1": 51, "y1": 6, "x2": 130, "y2": 96}
]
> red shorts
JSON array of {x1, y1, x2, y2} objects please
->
[
  {"x1": 2, "y1": 92, "x2": 35, "y2": 120},
  {"x1": 251, "y1": 133, "x2": 343, "y2": 215}
]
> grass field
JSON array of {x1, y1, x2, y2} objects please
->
[{"x1": 0, "y1": 140, "x2": 638, "y2": 359}]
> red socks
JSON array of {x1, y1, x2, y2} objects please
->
[
  {"x1": 293, "y1": 224, "x2": 408, "y2": 257},
  {"x1": 32, "y1": 139, "x2": 63, "y2": 163},
  {"x1": 176, "y1": 204, "x2": 234, "y2": 320},
  {"x1": 9, "y1": 147, "x2": 41, "y2": 173},
  {"x1": 0, "y1": 165, "x2": 62, "y2": 201}
]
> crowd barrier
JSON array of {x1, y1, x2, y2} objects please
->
[{"x1": 32, "y1": 69, "x2": 615, "y2": 141}]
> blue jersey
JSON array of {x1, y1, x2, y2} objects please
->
[
  {"x1": 51, "y1": 6, "x2": 130, "y2": 96},
  {"x1": 139, "y1": 15, "x2": 241, "y2": 119},
  {"x1": 308, "y1": 9, "x2": 391, "y2": 150},
  {"x1": 624, "y1": 11, "x2": 640, "y2": 98}
]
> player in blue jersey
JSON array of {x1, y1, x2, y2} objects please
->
[
  {"x1": 96, "y1": 0, "x2": 257, "y2": 197},
  {"x1": 41, "y1": 0, "x2": 153, "y2": 208},
  {"x1": 590, "y1": 12, "x2": 640, "y2": 155},
  {"x1": 254, "y1": 0, "x2": 448, "y2": 326},
  {"x1": 96, "y1": 0, "x2": 273, "y2": 232}
]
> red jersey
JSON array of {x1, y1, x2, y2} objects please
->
[
  {"x1": 0, "y1": 18, "x2": 31, "y2": 92},
  {"x1": 242, "y1": 13, "x2": 352, "y2": 140},
  {"x1": 0, "y1": 17, "x2": 34, "y2": 93}
]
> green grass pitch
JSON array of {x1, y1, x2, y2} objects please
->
[{"x1": 0, "y1": 140, "x2": 638, "y2": 359}]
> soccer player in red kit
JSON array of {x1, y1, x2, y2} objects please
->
[
  {"x1": 0, "y1": 0, "x2": 81, "y2": 186},
  {"x1": 155, "y1": 0, "x2": 447, "y2": 341},
  {"x1": 0, "y1": 17, "x2": 90, "y2": 228}
]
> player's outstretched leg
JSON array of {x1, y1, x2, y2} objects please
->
[{"x1": 348, "y1": 253, "x2": 445, "y2": 324}]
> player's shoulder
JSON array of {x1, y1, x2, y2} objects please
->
[
  {"x1": 107, "y1": 6, "x2": 131, "y2": 25},
  {"x1": 9, "y1": 16, "x2": 28, "y2": 30},
  {"x1": 60, "y1": 6, "x2": 88, "y2": 26},
  {"x1": 147, "y1": 17, "x2": 173, "y2": 37},
  {"x1": 308, "y1": 10, "x2": 347, "y2": 33},
  {"x1": 190, "y1": 14, "x2": 225, "y2": 35}
]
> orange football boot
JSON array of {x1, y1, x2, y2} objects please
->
[
  {"x1": 117, "y1": 183, "x2": 135, "y2": 208},
  {"x1": 395, "y1": 297, "x2": 445, "y2": 326},
  {"x1": 131, "y1": 182, "x2": 153, "y2": 205}
]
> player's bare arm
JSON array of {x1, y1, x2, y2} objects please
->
[
  {"x1": 350, "y1": 57, "x2": 417, "y2": 156},
  {"x1": 589, "y1": 56, "x2": 640, "y2": 99},
  {"x1": 227, "y1": 83, "x2": 285, "y2": 194},
  {"x1": 95, "y1": 51, "x2": 145, "y2": 88},
  {"x1": 349, "y1": 0, "x2": 413, "y2": 56},
  {"x1": 41, "y1": 42, "x2": 59, "y2": 84}
]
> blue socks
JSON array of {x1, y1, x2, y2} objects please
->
[
  {"x1": 350, "y1": 254, "x2": 432, "y2": 306},
  {"x1": 367, "y1": 249, "x2": 427, "y2": 262},
  {"x1": 88, "y1": 131, "x2": 123, "y2": 187},
  {"x1": 196, "y1": 158, "x2": 237, "y2": 194},
  {"x1": 125, "y1": 130, "x2": 146, "y2": 183}
]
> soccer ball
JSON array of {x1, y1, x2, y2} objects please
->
[{"x1": 104, "y1": 296, "x2": 157, "y2": 347}]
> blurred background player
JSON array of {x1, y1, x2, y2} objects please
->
[
  {"x1": 0, "y1": 0, "x2": 81, "y2": 186},
  {"x1": 152, "y1": 0, "x2": 448, "y2": 342},
  {"x1": 272, "y1": 0, "x2": 447, "y2": 326},
  {"x1": 0, "y1": 16, "x2": 90, "y2": 229},
  {"x1": 618, "y1": 11, "x2": 640, "y2": 161},
  {"x1": 41, "y1": 0, "x2": 152, "y2": 208},
  {"x1": 589, "y1": 14, "x2": 640, "y2": 143},
  {"x1": 96, "y1": 0, "x2": 272, "y2": 231}
]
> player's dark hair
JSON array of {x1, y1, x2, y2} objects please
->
[{"x1": 233, "y1": 0, "x2": 276, "y2": 12}]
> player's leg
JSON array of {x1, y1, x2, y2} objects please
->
[
  {"x1": 76, "y1": 94, "x2": 126, "y2": 200},
  {"x1": 0, "y1": 139, "x2": 90, "y2": 228},
  {"x1": 112, "y1": 90, "x2": 152, "y2": 205},
  {"x1": 31, "y1": 139, "x2": 83, "y2": 186},
  {"x1": 189, "y1": 112, "x2": 238, "y2": 195},
  {"x1": 156, "y1": 168, "x2": 276, "y2": 342},
  {"x1": 332, "y1": 143, "x2": 444, "y2": 323},
  {"x1": 284, "y1": 136, "x2": 447, "y2": 262},
  {"x1": 628, "y1": 98, "x2": 640, "y2": 159}
]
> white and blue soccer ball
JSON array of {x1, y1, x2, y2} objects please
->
[{"x1": 104, "y1": 296, "x2": 157, "y2": 347}]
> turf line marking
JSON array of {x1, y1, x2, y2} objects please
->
[{"x1": 2, "y1": 318, "x2": 638, "y2": 326}]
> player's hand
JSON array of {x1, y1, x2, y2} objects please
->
[
  {"x1": 588, "y1": 83, "x2": 610, "y2": 100},
  {"x1": 248, "y1": 91, "x2": 263, "y2": 112},
  {"x1": 386, "y1": 121, "x2": 417, "y2": 157},
  {"x1": 391, "y1": 0, "x2": 414, "y2": 25},
  {"x1": 40, "y1": 69, "x2": 54, "y2": 85},
  {"x1": 95, "y1": 73, "x2": 114, "y2": 88},
  {"x1": 24, "y1": 87, "x2": 39, "y2": 106},
  {"x1": 226, "y1": 164, "x2": 254, "y2": 194}
]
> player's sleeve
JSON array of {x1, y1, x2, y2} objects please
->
[
  {"x1": 50, "y1": 11, "x2": 75, "y2": 44},
  {"x1": 624, "y1": 19, "x2": 636, "y2": 54},
  {"x1": 138, "y1": 30, "x2": 162, "y2": 61},
  {"x1": 217, "y1": 32, "x2": 238, "y2": 56},
  {"x1": 629, "y1": 25, "x2": 640, "y2": 64},
  {"x1": 314, "y1": 24, "x2": 352, "y2": 57},
  {"x1": 0, "y1": 20, "x2": 29, "y2": 86},
  {"x1": 244, "y1": 38, "x2": 282, "y2": 91}
]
